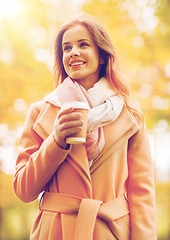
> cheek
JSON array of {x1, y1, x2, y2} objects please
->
[
  {"x1": 93, "y1": 55, "x2": 100, "y2": 68},
  {"x1": 91, "y1": 49, "x2": 100, "y2": 64},
  {"x1": 62, "y1": 55, "x2": 67, "y2": 69}
]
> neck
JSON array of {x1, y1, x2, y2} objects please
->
[{"x1": 72, "y1": 76, "x2": 100, "y2": 90}]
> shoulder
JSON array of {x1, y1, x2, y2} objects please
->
[
  {"x1": 24, "y1": 100, "x2": 47, "y2": 127},
  {"x1": 126, "y1": 104, "x2": 149, "y2": 147},
  {"x1": 125, "y1": 97, "x2": 145, "y2": 129},
  {"x1": 29, "y1": 100, "x2": 46, "y2": 114}
]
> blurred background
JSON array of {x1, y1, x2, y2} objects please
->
[{"x1": 0, "y1": 0, "x2": 169, "y2": 239}]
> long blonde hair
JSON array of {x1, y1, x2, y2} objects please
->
[{"x1": 53, "y1": 14, "x2": 143, "y2": 120}]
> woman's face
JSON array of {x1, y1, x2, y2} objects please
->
[{"x1": 62, "y1": 24, "x2": 103, "y2": 90}]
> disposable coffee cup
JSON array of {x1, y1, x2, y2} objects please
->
[{"x1": 63, "y1": 101, "x2": 90, "y2": 144}]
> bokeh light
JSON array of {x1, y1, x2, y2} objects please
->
[{"x1": 0, "y1": 0, "x2": 22, "y2": 18}]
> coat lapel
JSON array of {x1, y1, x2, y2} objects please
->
[
  {"x1": 90, "y1": 107, "x2": 140, "y2": 173},
  {"x1": 32, "y1": 103, "x2": 140, "y2": 187},
  {"x1": 33, "y1": 103, "x2": 59, "y2": 140},
  {"x1": 32, "y1": 102, "x2": 92, "y2": 195}
]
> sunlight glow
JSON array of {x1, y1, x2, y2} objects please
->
[
  {"x1": 152, "y1": 96, "x2": 169, "y2": 110},
  {"x1": 132, "y1": 35, "x2": 144, "y2": 48},
  {"x1": 0, "y1": 0, "x2": 21, "y2": 18},
  {"x1": 165, "y1": 62, "x2": 170, "y2": 78},
  {"x1": 138, "y1": 84, "x2": 153, "y2": 99},
  {"x1": 0, "y1": 48, "x2": 14, "y2": 65},
  {"x1": 13, "y1": 98, "x2": 27, "y2": 112}
]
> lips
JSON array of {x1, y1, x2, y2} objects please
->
[{"x1": 69, "y1": 60, "x2": 86, "y2": 67}]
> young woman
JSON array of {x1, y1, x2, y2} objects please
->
[{"x1": 13, "y1": 14, "x2": 157, "y2": 240}]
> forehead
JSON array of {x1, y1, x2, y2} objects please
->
[{"x1": 62, "y1": 24, "x2": 93, "y2": 43}]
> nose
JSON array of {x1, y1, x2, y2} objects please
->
[{"x1": 70, "y1": 46, "x2": 80, "y2": 57}]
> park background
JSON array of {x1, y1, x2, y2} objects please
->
[{"x1": 0, "y1": 0, "x2": 169, "y2": 239}]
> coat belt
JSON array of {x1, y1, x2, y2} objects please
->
[{"x1": 39, "y1": 192, "x2": 129, "y2": 240}]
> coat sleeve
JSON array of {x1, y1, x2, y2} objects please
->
[
  {"x1": 13, "y1": 102, "x2": 71, "y2": 203},
  {"x1": 127, "y1": 120, "x2": 157, "y2": 240}
]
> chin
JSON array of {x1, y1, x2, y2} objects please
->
[{"x1": 69, "y1": 75, "x2": 85, "y2": 81}]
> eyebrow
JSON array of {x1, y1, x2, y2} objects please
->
[{"x1": 62, "y1": 39, "x2": 90, "y2": 46}]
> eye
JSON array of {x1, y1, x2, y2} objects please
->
[
  {"x1": 63, "y1": 45, "x2": 71, "y2": 52},
  {"x1": 80, "y1": 42, "x2": 89, "y2": 48}
]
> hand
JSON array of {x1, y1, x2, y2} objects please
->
[{"x1": 54, "y1": 106, "x2": 84, "y2": 149}]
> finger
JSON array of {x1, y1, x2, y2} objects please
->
[
  {"x1": 60, "y1": 119, "x2": 84, "y2": 131},
  {"x1": 57, "y1": 106, "x2": 74, "y2": 119},
  {"x1": 58, "y1": 112, "x2": 82, "y2": 124},
  {"x1": 61, "y1": 126, "x2": 83, "y2": 139}
]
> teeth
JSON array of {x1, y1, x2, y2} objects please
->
[{"x1": 70, "y1": 62, "x2": 84, "y2": 66}]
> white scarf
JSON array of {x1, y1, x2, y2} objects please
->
[
  {"x1": 86, "y1": 78, "x2": 124, "y2": 132},
  {"x1": 45, "y1": 77, "x2": 124, "y2": 163}
]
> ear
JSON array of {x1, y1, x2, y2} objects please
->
[{"x1": 99, "y1": 56, "x2": 105, "y2": 64}]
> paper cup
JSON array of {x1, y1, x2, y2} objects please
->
[{"x1": 63, "y1": 102, "x2": 89, "y2": 144}]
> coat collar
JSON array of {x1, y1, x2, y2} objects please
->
[
  {"x1": 33, "y1": 102, "x2": 139, "y2": 144},
  {"x1": 33, "y1": 102, "x2": 59, "y2": 140},
  {"x1": 90, "y1": 106, "x2": 140, "y2": 173},
  {"x1": 32, "y1": 102, "x2": 140, "y2": 187}
]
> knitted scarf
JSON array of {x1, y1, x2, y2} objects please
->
[{"x1": 45, "y1": 77, "x2": 124, "y2": 164}]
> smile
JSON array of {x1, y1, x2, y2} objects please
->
[{"x1": 69, "y1": 61, "x2": 85, "y2": 67}]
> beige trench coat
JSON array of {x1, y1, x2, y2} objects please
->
[{"x1": 13, "y1": 101, "x2": 157, "y2": 240}]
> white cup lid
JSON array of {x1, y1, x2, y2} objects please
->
[{"x1": 62, "y1": 101, "x2": 90, "y2": 110}]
